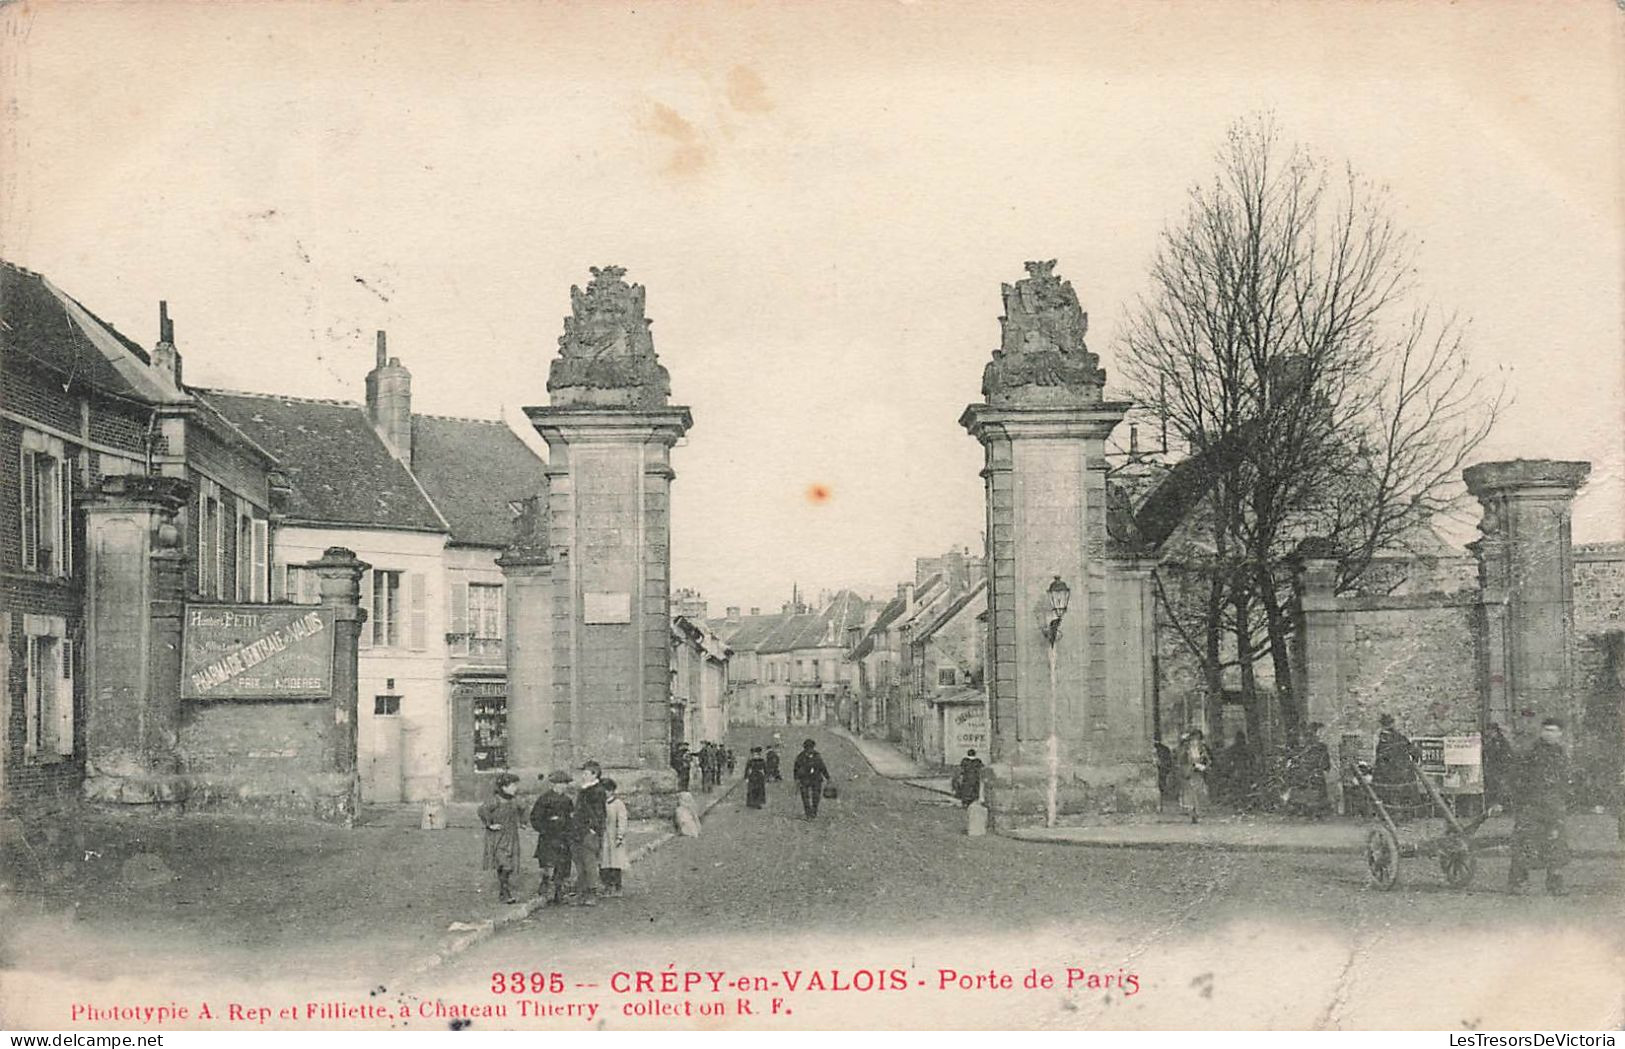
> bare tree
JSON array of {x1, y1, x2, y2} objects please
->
[{"x1": 1120, "y1": 115, "x2": 1500, "y2": 753}]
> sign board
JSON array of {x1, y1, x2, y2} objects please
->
[
  {"x1": 942, "y1": 703, "x2": 989, "y2": 764},
  {"x1": 181, "y1": 604, "x2": 335, "y2": 699},
  {"x1": 1412, "y1": 733, "x2": 1483, "y2": 795},
  {"x1": 584, "y1": 592, "x2": 632, "y2": 624}
]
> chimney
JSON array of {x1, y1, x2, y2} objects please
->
[
  {"x1": 151, "y1": 301, "x2": 183, "y2": 386},
  {"x1": 725, "y1": 606, "x2": 741, "y2": 621},
  {"x1": 749, "y1": 607, "x2": 760, "y2": 617},
  {"x1": 898, "y1": 582, "x2": 915, "y2": 612},
  {"x1": 364, "y1": 330, "x2": 413, "y2": 466}
]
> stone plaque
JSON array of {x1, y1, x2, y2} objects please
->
[{"x1": 583, "y1": 591, "x2": 632, "y2": 624}]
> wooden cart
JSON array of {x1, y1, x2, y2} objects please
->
[{"x1": 1346, "y1": 759, "x2": 1502, "y2": 890}]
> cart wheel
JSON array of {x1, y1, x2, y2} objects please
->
[
  {"x1": 1439, "y1": 835, "x2": 1476, "y2": 889},
  {"x1": 1366, "y1": 825, "x2": 1401, "y2": 890}
]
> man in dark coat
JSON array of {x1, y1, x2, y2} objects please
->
[
  {"x1": 529, "y1": 770, "x2": 575, "y2": 904},
  {"x1": 793, "y1": 738, "x2": 831, "y2": 819},
  {"x1": 1509, "y1": 718, "x2": 1573, "y2": 896},
  {"x1": 1373, "y1": 714, "x2": 1420, "y2": 810},
  {"x1": 478, "y1": 772, "x2": 527, "y2": 904},
  {"x1": 951, "y1": 749, "x2": 985, "y2": 807},
  {"x1": 744, "y1": 746, "x2": 769, "y2": 809},
  {"x1": 764, "y1": 745, "x2": 782, "y2": 783},
  {"x1": 570, "y1": 761, "x2": 608, "y2": 906}
]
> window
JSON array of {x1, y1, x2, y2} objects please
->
[
  {"x1": 196, "y1": 479, "x2": 224, "y2": 598},
  {"x1": 373, "y1": 694, "x2": 401, "y2": 716},
  {"x1": 472, "y1": 688, "x2": 508, "y2": 771},
  {"x1": 236, "y1": 513, "x2": 269, "y2": 602},
  {"x1": 371, "y1": 570, "x2": 401, "y2": 647},
  {"x1": 22, "y1": 616, "x2": 73, "y2": 762},
  {"x1": 283, "y1": 565, "x2": 322, "y2": 605},
  {"x1": 937, "y1": 667, "x2": 958, "y2": 687},
  {"x1": 19, "y1": 433, "x2": 70, "y2": 576},
  {"x1": 467, "y1": 583, "x2": 503, "y2": 657}
]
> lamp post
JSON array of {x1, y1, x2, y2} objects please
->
[{"x1": 1041, "y1": 575, "x2": 1071, "y2": 827}]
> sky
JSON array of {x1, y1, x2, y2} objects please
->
[{"x1": 3, "y1": 0, "x2": 1621, "y2": 613}]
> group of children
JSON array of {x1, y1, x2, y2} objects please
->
[{"x1": 477, "y1": 760, "x2": 630, "y2": 906}]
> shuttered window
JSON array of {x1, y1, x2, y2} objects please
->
[{"x1": 408, "y1": 572, "x2": 427, "y2": 651}]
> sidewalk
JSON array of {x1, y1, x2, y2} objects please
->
[
  {"x1": 1005, "y1": 810, "x2": 1624, "y2": 857},
  {"x1": 830, "y1": 725, "x2": 957, "y2": 798}
]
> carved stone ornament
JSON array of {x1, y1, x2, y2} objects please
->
[
  {"x1": 981, "y1": 260, "x2": 1107, "y2": 407},
  {"x1": 546, "y1": 265, "x2": 672, "y2": 408}
]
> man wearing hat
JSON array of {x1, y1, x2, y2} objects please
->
[
  {"x1": 529, "y1": 770, "x2": 575, "y2": 905},
  {"x1": 1509, "y1": 717, "x2": 1573, "y2": 896},
  {"x1": 478, "y1": 772, "x2": 527, "y2": 904},
  {"x1": 792, "y1": 738, "x2": 832, "y2": 820},
  {"x1": 1373, "y1": 714, "x2": 1420, "y2": 810},
  {"x1": 570, "y1": 761, "x2": 608, "y2": 906}
]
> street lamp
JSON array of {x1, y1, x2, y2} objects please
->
[{"x1": 1043, "y1": 575, "x2": 1070, "y2": 827}]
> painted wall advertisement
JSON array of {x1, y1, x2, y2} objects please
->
[{"x1": 181, "y1": 604, "x2": 335, "y2": 699}]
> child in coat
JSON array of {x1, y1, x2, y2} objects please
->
[
  {"x1": 478, "y1": 772, "x2": 526, "y2": 903},
  {"x1": 599, "y1": 778, "x2": 631, "y2": 897}
]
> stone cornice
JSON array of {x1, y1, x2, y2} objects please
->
[
  {"x1": 960, "y1": 401, "x2": 1132, "y2": 443},
  {"x1": 524, "y1": 404, "x2": 693, "y2": 444},
  {"x1": 1463, "y1": 459, "x2": 1591, "y2": 497}
]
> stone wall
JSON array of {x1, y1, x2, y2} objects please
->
[
  {"x1": 1332, "y1": 595, "x2": 1480, "y2": 740},
  {"x1": 173, "y1": 699, "x2": 353, "y2": 820},
  {"x1": 1573, "y1": 543, "x2": 1624, "y2": 801}
]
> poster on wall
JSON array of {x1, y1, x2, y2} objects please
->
[{"x1": 180, "y1": 604, "x2": 336, "y2": 699}]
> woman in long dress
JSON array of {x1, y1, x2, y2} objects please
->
[{"x1": 1178, "y1": 729, "x2": 1214, "y2": 824}]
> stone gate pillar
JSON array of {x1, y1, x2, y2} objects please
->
[
  {"x1": 311, "y1": 547, "x2": 368, "y2": 796},
  {"x1": 496, "y1": 495, "x2": 555, "y2": 777},
  {"x1": 960, "y1": 260, "x2": 1154, "y2": 820},
  {"x1": 518, "y1": 265, "x2": 691, "y2": 818},
  {"x1": 1465, "y1": 459, "x2": 1590, "y2": 743},
  {"x1": 82, "y1": 474, "x2": 190, "y2": 803}
]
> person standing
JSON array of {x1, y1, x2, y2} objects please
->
[
  {"x1": 598, "y1": 778, "x2": 630, "y2": 898},
  {"x1": 1373, "y1": 714, "x2": 1421, "y2": 810},
  {"x1": 1287, "y1": 722, "x2": 1332, "y2": 816},
  {"x1": 1154, "y1": 738, "x2": 1176, "y2": 813},
  {"x1": 671, "y1": 742, "x2": 692, "y2": 793},
  {"x1": 793, "y1": 738, "x2": 831, "y2": 819},
  {"x1": 478, "y1": 772, "x2": 526, "y2": 904},
  {"x1": 764, "y1": 744, "x2": 782, "y2": 783},
  {"x1": 951, "y1": 749, "x2": 985, "y2": 807},
  {"x1": 744, "y1": 746, "x2": 769, "y2": 809},
  {"x1": 1177, "y1": 728, "x2": 1213, "y2": 825},
  {"x1": 570, "y1": 761, "x2": 607, "y2": 906},
  {"x1": 725, "y1": 746, "x2": 737, "y2": 778},
  {"x1": 1483, "y1": 722, "x2": 1516, "y2": 812},
  {"x1": 1509, "y1": 718, "x2": 1573, "y2": 896},
  {"x1": 1224, "y1": 732, "x2": 1255, "y2": 810},
  {"x1": 529, "y1": 770, "x2": 575, "y2": 905}
]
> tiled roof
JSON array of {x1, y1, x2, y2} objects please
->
[
  {"x1": 849, "y1": 594, "x2": 907, "y2": 660},
  {"x1": 711, "y1": 613, "x2": 790, "y2": 651},
  {"x1": 198, "y1": 390, "x2": 447, "y2": 532},
  {"x1": 915, "y1": 579, "x2": 987, "y2": 643},
  {"x1": 410, "y1": 414, "x2": 546, "y2": 547},
  {"x1": 0, "y1": 261, "x2": 183, "y2": 404},
  {"x1": 759, "y1": 613, "x2": 822, "y2": 655}
]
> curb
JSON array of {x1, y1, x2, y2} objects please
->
[
  {"x1": 1002, "y1": 829, "x2": 1623, "y2": 859},
  {"x1": 391, "y1": 775, "x2": 744, "y2": 989}
]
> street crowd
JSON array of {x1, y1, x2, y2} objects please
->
[{"x1": 475, "y1": 738, "x2": 835, "y2": 906}]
